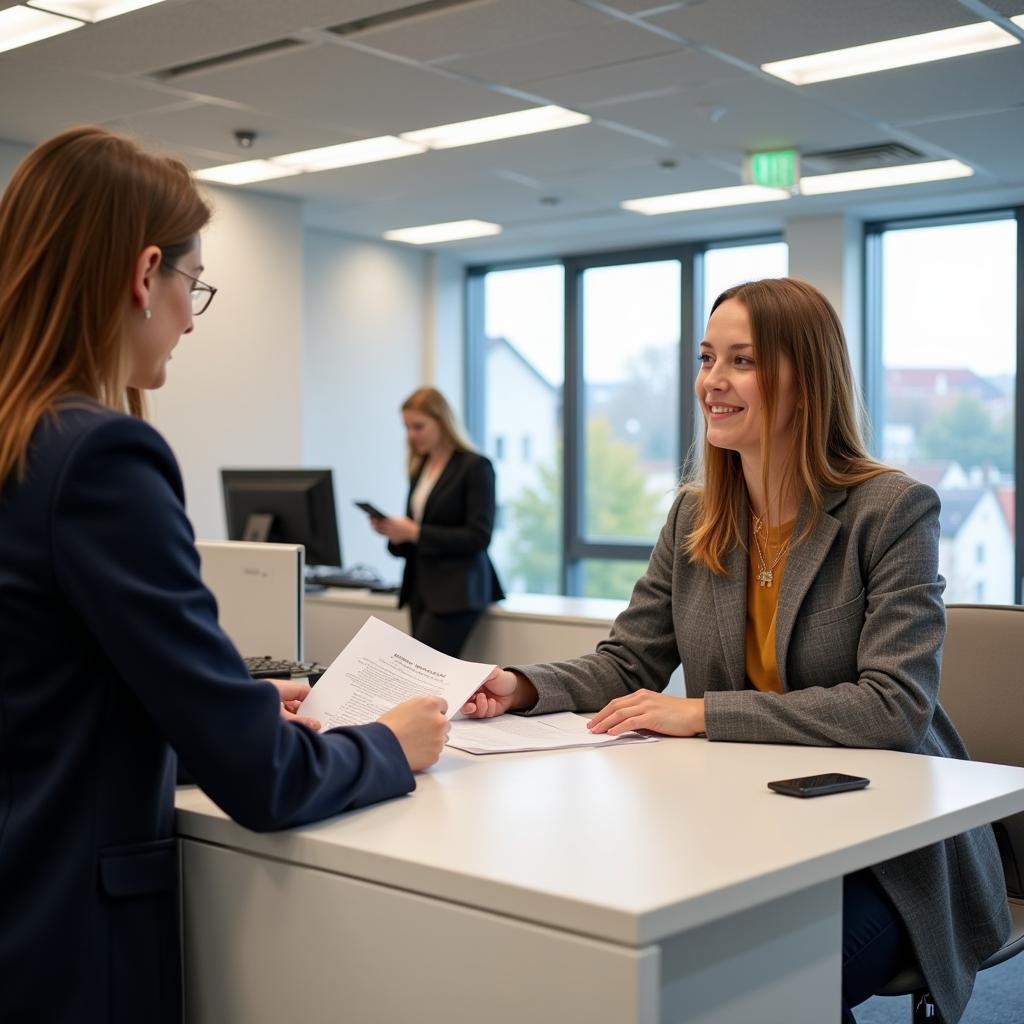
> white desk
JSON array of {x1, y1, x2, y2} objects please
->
[{"x1": 176, "y1": 739, "x2": 1024, "y2": 1024}]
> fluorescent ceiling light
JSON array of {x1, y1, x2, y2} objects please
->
[
  {"x1": 621, "y1": 184, "x2": 790, "y2": 216},
  {"x1": 799, "y1": 160, "x2": 974, "y2": 195},
  {"x1": 195, "y1": 160, "x2": 301, "y2": 186},
  {"x1": 273, "y1": 136, "x2": 425, "y2": 172},
  {"x1": 402, "y1": 105, "x2": 590, "y2": 150},
  {"x1": 383, "y1": 220, "x2": 502, "y2": 245},
  {"x1": 0, "y1": 6, "x2": 81, "y2": 53},
  {"x1": 27, "y1": 0, "x2": 166, "y2": 22},
  {"x1": 762, "y1": 19, "x2": 1021, "y2": 85}
]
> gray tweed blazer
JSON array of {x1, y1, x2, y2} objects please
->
[{"x1": 518, "y1": 472, "x2": 1010, "y2": 1024}]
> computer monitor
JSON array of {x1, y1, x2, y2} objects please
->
[{"x1": 221, "y1": 468, "x2": 341, "y2": 568}]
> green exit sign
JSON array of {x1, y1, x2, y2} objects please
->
[{"x1": 748, "y1": 149, "x2": 799, "y2": 189}]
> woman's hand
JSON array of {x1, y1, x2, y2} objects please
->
[
  {"x1": 268, "y1": 678, "x2": 321, "y2": 731},
  {"x1": 587, "y1": 691, "x2": 705, "y2": 737},
  {"x1": 461, "y1": 668, "x2": 537, "y2": 718},
  {"x1": 371, "y1": 515, "x2": 420, "y2": 544},
  {"x1": 378, "y1": 696, "x2": 450, "y2": 771}
]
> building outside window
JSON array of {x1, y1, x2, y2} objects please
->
[
  {"x1": 474, "y1": 264, "x2": 564, "y2": 595},
  {"x1": 867, "y1": 215, "x2": 1018, "y2": 604}
]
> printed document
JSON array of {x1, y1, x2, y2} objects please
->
[
  {"x1": 298, "y1": 616, "x2": 495, "y2": 731},
  {"x1": 446, "y1": 712, "x2": 657, "y2": 755}
]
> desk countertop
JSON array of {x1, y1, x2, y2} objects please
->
[
  {"x1": 176, "y1": 738, "x2": 1024, "y2": 946},
  {"x1": 306, "y1": 588, "x2": 627, "y2": 626}
]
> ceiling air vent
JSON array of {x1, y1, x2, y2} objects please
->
[
  {"x1": 151, "y1": 38, "x2": 308, "y2": 81},
  {"x1": 801, "y1": 143, "x2": 924, "y2": 175},
  {"x1": 327, "y1": 0, "x2": 490, "y2": 37}
]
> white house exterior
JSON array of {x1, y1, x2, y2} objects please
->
[
  {"x1": 936, "y1": 488, "x2": 1014, "y2": 604},
  {"x1": 483, "y1": 337, "x2": 559, "y2": 590}
]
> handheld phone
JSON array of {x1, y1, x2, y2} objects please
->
[
  {"x1": 354, "y1": 500, "x2": 388, "y2": 519},
  {"x1": 767, "y1": 773, "x2": 870, "y2": 798}
]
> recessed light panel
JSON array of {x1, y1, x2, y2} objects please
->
[
  {"x1": 0, "y1": 6, "x2": 81, "y2": 54},
  {"x1": 195, "y1": 160, "x2": 302, "y2": 186},
  {"x1": 383, "y1": 220, "x2": 502, "y2": 245},
  {"x1": 402, "y1": 106, "x2": 590, "y2": 150},
  {"x1": 27, "y1": 0, "x2": 166, "y2": 22},
  {"x1": 799, "y1": 160, "x2": 974, "y2": 195},
  {"x1": 621, "y1": 185, "x2": 791, "y2": 215},
  {"x1": 762, "y1": 20, "x2": 1020, "y2": 85}
]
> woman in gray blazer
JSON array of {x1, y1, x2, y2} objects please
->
[{"x1": 462, "y1": 277, "x2": 1009, "y2": 1024}]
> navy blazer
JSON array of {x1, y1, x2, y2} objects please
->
[
  {"x1": 0, "y1": 402, "x2": 415, "y2": 1024},
  {"x1": 389, "y1": 450, "x2": 504, "y2": 614}
]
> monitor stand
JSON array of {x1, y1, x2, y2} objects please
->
[{"x1": 242, "y1": 513, "x2": 274, "y2": 543}]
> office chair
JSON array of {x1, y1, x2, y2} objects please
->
[{"x1": 876, "y1": 604, "x2": 1024, "y2": 1021}]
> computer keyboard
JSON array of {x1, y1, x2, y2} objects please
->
[
  {"x1": 243, "y1": 655, "x2": 328, "y2": 683},
  {"x1": 306, "y1": 565, "x2": 397, "y2": 590}
]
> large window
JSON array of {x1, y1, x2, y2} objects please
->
[
  {"x1": 867, "y1": 214, "x2": 1020, "y2": 604},
  {"x1": 475, "y1": 264, "x2": 564, "y2": 595},
  {"x1": 469, "y1": 238, "x2": 787, "y2": 599}
]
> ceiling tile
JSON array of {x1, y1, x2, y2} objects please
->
[
  {"x1": 518, "y1": 46, "x2": 742, "y2": 109},
  {"x1": 163, "y1": 42, "x2": 526, "y2": 137},
  {"x1": 808, "y1": 47, "x2": 1024, "y2": 129},
  {"x1": 439, "y1": 20, "x2": 680, "y2": 86},
  {"x1": 351, "y1": 0, "x2": 611, "y2": 63},
  {"x1": 592, "y1": 75, "x2": 886, "y2": 155},
  {"x1": 0, "y1": 58, "x2": 187, "y2": 146},
  {"x1": 900, "y1": 108, "x2": 1024, "y2": 183},
  {"x1": 108, "y1": 102, "x2": 359, "y2": 164},
  {"x1": 650, "y1": 0, "x2": 979, "y2": 65}
]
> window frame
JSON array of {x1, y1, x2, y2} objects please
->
[
  {"x1": 467, "y1": 233, "x2": 784, "y2": 597},
  {"x1": 863, "y1": 206, "x2": 1024, "y2": 602}
]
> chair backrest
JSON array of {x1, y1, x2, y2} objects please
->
[{"x1": 940, "y1": 604, "x2": 1024, "y2": 898}]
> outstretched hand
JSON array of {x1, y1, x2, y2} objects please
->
[
  {"x1": 461, "y1": 668, "x2": 534, "y2": 718},
  {"x1": 587, "y1": 691, "x2": 705, "y2": 737}
]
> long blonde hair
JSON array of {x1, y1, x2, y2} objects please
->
[
  {"x1": 684, "y1": 277, "x2": 891, "y2": 575},
  {"x1": 401, "y1": 387, "x2": 474, "y2": 477},
  {"x1": 0, "y1": 126, "x2": 211, "y2": 488}
]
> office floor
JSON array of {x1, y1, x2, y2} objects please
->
[{"x1": 855, "y1": 955, "x2": 1024, "y2": 1022}]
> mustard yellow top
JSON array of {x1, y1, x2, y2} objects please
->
[{"x1": 745, "y1": 517, "x2": 796, "y2": 694}]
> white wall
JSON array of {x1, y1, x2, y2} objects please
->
[
  {"x1": 0, "y1": 140, "x2": 26, "y2": 183},
  {"x1": 149, "y1": 186, "x2": 305, "y2": 539},
  {"x1": 302, "y1": 228, "x2": 429, "y2": 578}
]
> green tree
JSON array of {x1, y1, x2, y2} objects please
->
[
  {"x1": 508, "y1": 417, "x2": 666, "y2": 599},
  {"x1": 920, "y1": 395, "x2": 1012, "y2": 473}
]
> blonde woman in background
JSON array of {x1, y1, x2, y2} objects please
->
[{"x1": 372, "y1": 387, "x2": 504, "y2": 656}]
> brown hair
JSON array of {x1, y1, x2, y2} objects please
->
[
  {"x1": 0, "y1": 125, "x2": 211, "y2": 487},
  {"x1": 400, "y1": 386, "x2": 474, "y2": 477},
  {"x1": 684, "y1": 277, "x2": 891, "y2": 574}
]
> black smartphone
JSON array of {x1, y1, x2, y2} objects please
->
[
  {"x1": 767, "y1": 773, "x2": 870, "y2": 798},
  {"x1": 354, "y1": 500, "x2": 388, "y2": 519}
]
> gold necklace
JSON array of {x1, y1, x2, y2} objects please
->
[{"x1": 751, "y1": 513, "x2": 792, "y2": 588}]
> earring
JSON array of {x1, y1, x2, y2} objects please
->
[{"x1": 143, "y1": 308, "x2": 152, "y2": 320}]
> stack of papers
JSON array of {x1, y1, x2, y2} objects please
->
[
  {"x1": 298, "y1": 616, "x2": 494, "y2": 729},
  {"x1": 446, "y1": 712, "x2": 656, "y2": 755},
  {"x1": 298, "y1": 616, "x2": 658, "y2": 756}
]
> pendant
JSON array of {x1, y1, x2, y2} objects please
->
[{"x1": 757, "y1": 569, "x2": 774, "y2": 587}]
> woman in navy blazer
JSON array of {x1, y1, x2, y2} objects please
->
[
  {"x1": 372, "y1": 387, "x2": 504, "y2": 656},
  {"x1": 0, "y1": 127, "x2": 449, "y2": 1024}
]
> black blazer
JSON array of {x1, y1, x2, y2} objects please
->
[
  {"x1": 389, "y1": 450, "x2": 504, "y2": 614},
  {"x1": 0, "y1": 402, "x2": 415, "y2": 1024}
]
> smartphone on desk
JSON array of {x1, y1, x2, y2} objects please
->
[
  {"x1": 767, "y1": 773, "x2": 870, "y2": 798},
  {"x1": 354, "y1": 500, "x2": 388, "y2": 519}
]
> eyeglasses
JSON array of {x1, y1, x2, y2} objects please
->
[{"x1": 162, "y1": 262, "x2": 217, "y2": 316}]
